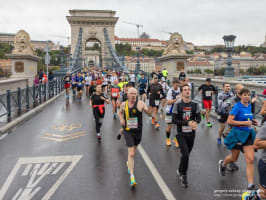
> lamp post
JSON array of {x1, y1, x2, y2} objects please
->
[
  {"x1": 223, "y1": 35, "x2": 236, "y2": 78},
  {"x1": 135, "y1": 46, "x2": 141, "y2": 74}
]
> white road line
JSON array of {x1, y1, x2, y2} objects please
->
[
  {"x1": 138, "y1": 145, "x2": 176, "y2": 200},
  {"x1": 52, "y1": 162, "x2": 65, "y2": 175},
  {"x1": 37, "y1": 163, "x2": 50, "y2": 175},
  {"x1": 22, "y1": 164, "x2": 32, "y2": 176}
]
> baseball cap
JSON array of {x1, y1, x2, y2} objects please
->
[{"x1": 206, "y1": 78, "x2": 211, "y2": 82}]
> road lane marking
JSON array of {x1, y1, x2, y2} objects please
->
[
  {"x1": 43, "y1": 131, "x2": 86, "y2": 138},
  {"x1": 40, "y1": 134, "x2": 86, "y2": 142},
  {"x1": 138, "y1": 145, "x2": 176, "y2": 200},
  {"x1": 0, "y1": 155, "x2": 83, "y2": 200}
]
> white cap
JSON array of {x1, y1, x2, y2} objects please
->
[{"x1": 161, "y1": 77, "x2": 165, "y2": 82}]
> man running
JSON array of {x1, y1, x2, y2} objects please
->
[
  {"x1": 64, "y1": 72, "x2": 71, "y2": 102},
  {"x1": 118, "y1": 87, "x2": 149, "y2": 187},
  {"x1": 159, "y1": 77, "x2": 169, "y2": 114},
  {"x1": 198, "y1": 78, "x2": 216, "y2": 127},
  {"x1": 147, "y1": 76, "x2": 164, "y2": 129},
  {"x1": 138, "y1": 73, "x2": 147, "y2": 102},
  {"x1": 172, "y1": 84, "x2": 201, "y2": 188},
  {"x1": 165, "y1": 78, "x2": 181, "y2": 147},
  {"x1": 217, "y1": 83, "x2": 234, "y2": 145},
  {"x1": 71, "y1": 73, "x2": 77, "y2": 96},
  {"x1": 129, "y1": 71, "x2": 136, "y2": 87},
  {"x1": 110, "y1": 79, "x2": 120, "y2": 120}
]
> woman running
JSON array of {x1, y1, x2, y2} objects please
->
[
  {"x1": 219, "y1": 88, "x2": 257, "y2": 190},
  {"x1": 90, "y1": 85, "x2": 109, "y2": 141}
]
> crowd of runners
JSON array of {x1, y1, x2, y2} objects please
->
[{"x1": 63, "y1": 66, "x2": 266, "y2": 200}]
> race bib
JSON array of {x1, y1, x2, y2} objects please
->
[
  {"x1": 205, "y1": 91, "x2": 211, "y2": 97},
  {"x1": 155, "y1": 100, "x2": 160, "y2": 106},
  {"x1": 78, "y1": 82, "x2": 82, "y2": 86},
  {"x1": 160, "y1": 94, "x2": 163, "y2": 98},
  {"x1": 165, "y1": 115, "x2": 172, "y2": 123},
  {"x1": 127, "y1": 117, "x2": 138, "y2": 129},
  {"x1": 182, "y1": 126, "x2": 193, "y2": 133},
  {"x1": 112, "y1": 92, "x2": 118, "y2": 97},
  {"x1": 65, "y1": 77, "x2": 69, "y2": 81}
]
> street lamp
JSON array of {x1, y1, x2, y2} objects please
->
[
  {"x1": 223, "y1": 35, "x2": 236, "y2": 78},
  {"x1": 135, "y1": 46, "x2": 141, "y2": 74}
]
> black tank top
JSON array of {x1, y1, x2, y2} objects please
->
[{"x1": 124, "y1": 100, "x2": 143, "y2": 132}]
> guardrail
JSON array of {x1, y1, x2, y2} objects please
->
[{"x1": 0, "y1": 77, "x2": 65, "y2": 125}]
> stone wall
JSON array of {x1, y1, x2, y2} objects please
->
[{"x1": 0, "y1": 78, "x2": 29, "y2": 94}]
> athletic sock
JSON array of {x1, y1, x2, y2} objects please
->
[
  {"x1": 130, "y1": 174, "x2": 134, "y2": 179},
  {"x1": 166, "y1": 131, "x2": 170, "y2": 138}
]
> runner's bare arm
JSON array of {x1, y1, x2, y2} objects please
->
[{"x1": 119, "y1": 102, "x2": 125, "y2": 120}]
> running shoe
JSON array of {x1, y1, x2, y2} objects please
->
[
  {"x1": 130, "y1": 177, "x2": 137, "y2": 187},
  {"x1": 173, "y1": 138, "x2": 179, "y2": 148},
  {"x1": 217, "y1": 138, "x2": 222, "y2": 145},
  {"x1": 227, "y1": 162, "x2": 239, "y2": 172},
  {"x1": 180, "y1": 175, "x2": 188, "y2": 188},
  {"x1": 166, "y1": 138, "x2": 171, "y2": 146},
  {"x1": 218, "y1": 160, "x2": 226, "y2": 176},
  {"x1": 151, "y1": 117, "x2": 155, "y2": 125},
  {"x1": 117, "y1": 133, "x2": 122, "y2": 140},
  {"x1": 155, "y1": 123, "x2": 160, "y2": 129},
  {"x1": 242, "y1": 191, "x2": 260, "y2": 200},
  {"x1": 97, "y1": 133, "x2": 101, "y2": 141},
  {"x1": 207, "y1": 122, "x2": 212, "y2": 127},
  {"x1": 247, "y1": 184, "x2": 256, "y2": 191},
  {"x1": 201, "y1": 113, "x2": 205, "y2": 120}
]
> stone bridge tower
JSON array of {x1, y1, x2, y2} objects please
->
[{"x1": 67, "y1": 10, "x2": 118, "y2": 68}]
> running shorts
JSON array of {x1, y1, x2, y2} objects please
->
[
  {"x1": 77, "y1": 86, "x2": 83, "y2": 91},
  {"x1": 124, "y1": 130, "x2": 142, "y2": 147},
  {"x1": 203, "y1": 99, "x2": 212, "y2": 109},
  {"x1": 65, "y1": 83, "x2": 70, "y2": 89},
  {"x1": 149, "y1": 97, "x2": 160, "y2": 108}
]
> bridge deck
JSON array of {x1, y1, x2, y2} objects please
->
[{"x1": 0, "y1": 94, "x2": 260, "y2": 200}]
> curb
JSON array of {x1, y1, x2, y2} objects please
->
[{"x1": 0, "y1": 91, "x2": 65, "y2": 135}]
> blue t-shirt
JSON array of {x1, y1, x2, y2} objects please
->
[
  {"x1": 76, "y1": 76, "x2": 84, "y2": 87},
  {"x1": 230, "y1": 102, "x2": 253, "y2": 131},
  {"x1": 138, "y1": 78, "x2": 147, "y2": 90}
]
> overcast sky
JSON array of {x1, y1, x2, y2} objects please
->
[{"x1": 1, "y1": 0, "x2": 266, "y2": 46}]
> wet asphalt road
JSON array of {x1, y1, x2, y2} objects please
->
[{"x1": 0, "y1": 93, "x2": 260, "y2": 200}]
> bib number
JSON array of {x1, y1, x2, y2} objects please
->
[
  {"x1": 182, "y1": 126, "x2": 193, "y2": 133},
  {"x1": 205, "y1": 91, "x2": 211, "y2": 97},
  {"x1": 127, "y1": 117, "x2": 138, "y2": 129},
  {"x1": 112, "y1": 92, "x2": 118, "y2": 97},
  {"x1": 78, "y1": 82, "x2": 82, "y2": 86},
  {"x1": 155, "y1": 100, "x2": 160, "y2": 106},
  {"x1": 165, "y1": 115, "x2": 172, "y2": 123},
  {"x1": 66, "y1": 77, "x2": 69, "y2": 81}
]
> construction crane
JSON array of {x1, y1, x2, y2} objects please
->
[
  {"x1": 122, "y1": 21, "x2": 144, "y2": 38},
  {"x1": 49, "y1": 35, "x2": 70, "y2": 45}
]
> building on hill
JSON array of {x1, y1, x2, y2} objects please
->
[
  {"x1": 115, "y1": 36, "x2": 167, "y2": 51},
  {"x1": 123, "y1": 56, "x2": 155, "y2": 72},
  {"x1": 0, "y1": 32, "x2": 58, "y2": 50}
]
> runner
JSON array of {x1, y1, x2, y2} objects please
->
[
  {"x1": 71, "y1": 73, "x2": 77, "y2": 96},
  {"x1": 172, "y1": 84, "x2": 201, "y2": 188},
  {"x1": 102, "y1": 74, "x2": 108, "y2": 95},
  {"x1": 129, "y1": 71, "x2": 136, "y2": 87},
  {"x1": 165, "y1": 78, "x2": 181, "y2": 147},
  {"x1": 118, "y1": 87, "x2": 150, "y2": 187},
  {"x1": 76, "y1": 72, "x2": 84, "y2": 100},
  {"x1": 138, "y1": 73, "x2": 147, "y2": 102},
  {"x1": 90, "y1": 85, "x2": 109, "y2": 141},
  {"x1": 63, "y1": 72, "x2": 71, "y2": 104},
  {"x1": 85, "y1": 72, "x2": 91, "y2": 97},
  {"x1": 197, "y1": 78, "x2": 217, "y2": 127},
  {"x1": 219, "y1": 88, "x2": 257, "y2": 190},
  {"x1": 110, "y1": 79, "x2": 120, "y2": 120},
  {"x1": 159, "y1": 77, "x2": 169, "y2": 114},
  {"x1": 217, "y1": 83, "x2": 234, "y2": 144},
  {"x1": 147, "y1": 76, "x2": 164, "y2": 129}
]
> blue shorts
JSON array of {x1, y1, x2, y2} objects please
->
[{"x1": 258, "y1": 159, "x2": 266, "y2": 189}]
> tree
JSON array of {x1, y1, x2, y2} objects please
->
[
  {"x1": 0, "y1": 43, "x2": 13, "y2": 59},
  {"x1": 194, "y1": 69, "x2": 202, "y2": 74},
  {"x1": 140, "y1": 32, "x2": 150, "y2": 39},
  {"x1": 204, "y1": 69, "x2": 214, "y2": 74}
]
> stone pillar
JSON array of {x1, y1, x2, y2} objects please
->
[{"x1": 6, "y1": 54, "x2": 40, "y2": 85}]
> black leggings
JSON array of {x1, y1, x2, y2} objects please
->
[
  {"x1": 93, "y1": 108, "x2": 104, "y2": 133},
  {"x1": 176, "y1": 133, "x2": 195, "y2": 175}
]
